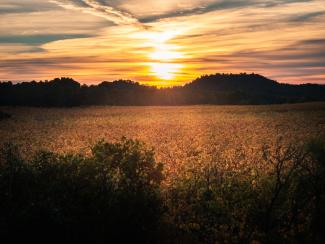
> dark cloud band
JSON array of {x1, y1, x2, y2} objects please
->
[{"x1": 0, "y1": 34, "x2": 92, "y2": 45}]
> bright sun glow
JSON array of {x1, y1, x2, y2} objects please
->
[
  {"x1": 137, "y1": 29, "x2": 185, "y2": 81},
  {"x1": 150, "y1": 63, "x2": 182, "y2": 80},
  {"x1": 149, "y1": 50, "x2": 183, "y2": 60}
]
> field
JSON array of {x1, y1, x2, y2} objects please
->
[
  {"x1": 1, "y1": 103, "x2": 324, "y2": 183},
  {"x1": 1, "y1": 102, "x2": 325, "y2": 242}
]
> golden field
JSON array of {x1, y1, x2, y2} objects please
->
[{"x1": 1, "y1": 103, "x2": 324, "y2": 184}]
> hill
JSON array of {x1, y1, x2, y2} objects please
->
[{"x1": 0, "y1": 74, "x2": 324, "y2": 106}]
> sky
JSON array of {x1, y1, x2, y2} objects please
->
[{"x1": 0, "y1": 0, "x2": 324, "y2": 86}]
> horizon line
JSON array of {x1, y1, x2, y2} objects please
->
[{"x1": 1, "y1": 73, "x2": 325, "y2": 87}]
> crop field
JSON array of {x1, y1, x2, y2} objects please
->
[
  {"x1": 1, "y1": 102, "x2": 324, "y2": 184},
  {"x1": 1, "y1": 102, "x2": 325, "y2": 243}
]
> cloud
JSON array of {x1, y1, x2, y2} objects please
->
[
  {"x1": 0, "y1": 0, "x2": 59, "y2": 14},
  {"x1": 138, "y1": 0, "x2": 314, "y2": 23},
  {"x1": 0, "y1": 55, "x2": 146, "y2": 83},
  {"x1": 289, "y1": 10, "x2": 325, "y2": 22},
  {"x1": 139, "y1": 0, "x2": 250, "y2": 23},
  {"x1": 50, "y1": 0, "x2": 141, "y2": 25},
  {"x1": 0, "y1": 34, "x2": 92, "y2": 45},
  {"x1": 300, "y1": 38, "x2": 325, "y2": 45},
  {"x1": 182, "y1": 37, "x2": 325, "y2": 83},
  {"x1": 1, "y1": 0, "x2": 324, "y2": 85},
  {"x1": 231, "y1": 39, "x2": 325, "y2": 62}
]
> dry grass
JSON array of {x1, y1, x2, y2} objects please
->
[{"x1": 1, "y1": 102, "x2": 324, "y2": 184}]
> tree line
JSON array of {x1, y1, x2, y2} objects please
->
[{"x1": 0, "y1": 74, "x2": 324, "y2": 106}]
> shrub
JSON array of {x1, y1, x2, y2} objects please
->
[
  {"x1": 0, "y1": 138, "x2": 163, "y2": 243},
  {"x1": 0, "y1": 111, "x2": 10, "y2": 120},
  {"x1": 1, "y1": 137, "x2": 324, "y2": 243},
  {"x1": 165, "y1": 138, "x2": 325, "y2": 243}
]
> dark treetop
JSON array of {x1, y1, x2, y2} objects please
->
[{"x1": 1, "y1": 73, "x2": 324, "y2": 106}]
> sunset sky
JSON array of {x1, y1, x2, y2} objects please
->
[{"x1": 0, "y1": 0, "x2": 324, "y2": 86}]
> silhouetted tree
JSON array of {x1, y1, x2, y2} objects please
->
[{"x1": 0, "y1": 74, "x2": 324, "y2": 106}]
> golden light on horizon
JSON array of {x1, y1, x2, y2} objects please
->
[
  {"x1": 143, "y1": 30, "x2": 185, "y2": 82},
  {"x1": 149, "y1": 63, "x2": 182, "y2": 80},
  {"x1": 1, "y1": 0, "x2": 325, "y2": 85}
]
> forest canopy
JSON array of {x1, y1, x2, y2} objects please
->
[{"x1": 1, "y1": 74, "x2": 324, "y2": 106}]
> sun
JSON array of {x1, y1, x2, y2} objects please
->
[
  {"x1": 132, "y1": 29, "x2": 187, "y2": 83},
  {"x1": 139, "y1": 30, "x2": 185, "y2": 81},
  {"x1": 149, "y1": 44, "x2": 183, "y2": 80},
  {"x1": 150, "y1": 63, "x2": 182, "y2": 80},
  {"x1": 149, "y1": 43, "x2": 183, "y2": 60}
]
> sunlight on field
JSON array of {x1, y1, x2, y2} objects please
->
[{"x1": 1, "y1": 103, "x2": 324, "y2": 184}]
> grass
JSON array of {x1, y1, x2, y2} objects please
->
[
  {"x1": 1, "y1": 103, "x2": 324, "y2": 184},
  {"x1": 0, "y1": 102, "x2": 325, "y2": 242},
  {"x1": 1, "y1": 136, "x2": 324, "y2": 243}
]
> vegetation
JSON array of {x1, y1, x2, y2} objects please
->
[
  {"x1": 1, "y1": 74, "x2": 324, "y2": 106},
  {"x1": 0, "y1": 103, "x2": 324, "y2": 242},
  {"x1": 1, "y1": 103, "x2": 324, "y2": 180},
  {"x1": 0, "y1": 137, "x2": 324, "y2": 243},
  {"x1": 0, "y1": 111, "x2": 10, "y2": 120},
  {"x1": 0, "y1": 138, "x2": 164, "y2": 243}
]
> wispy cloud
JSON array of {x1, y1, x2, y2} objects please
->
[
  {"x1": 0, "y1": 0, "x2": 59, "y2": 14},
  {"x1": 0, "y1": 0, "x2": 324, "y2": 85},
  {"x1": 50, "y1": 0, "x2": 141, "y2": 25},
  {"x1": 138, "y1": 0, "x2": 315, "y2": 23},
  {"x1": 289, "y1": 10, "x2": 325, "y2": 22},
  {"x1": 0, "y1": 34, "x2": 92, "y2": 45}
]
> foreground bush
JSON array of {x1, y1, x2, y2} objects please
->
[
  {"x1": 0, "y1": 137, "x2": 324, "y2": 243},
  {"x1": 0, "y1": 111, "x2": 10, "y2": 120},
  {"x1": 0, "y1": 138, "x2": 163, "y2": 243},
  {"x1": 166, "y1": 138, "x2": 325, "y2": 243}
]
